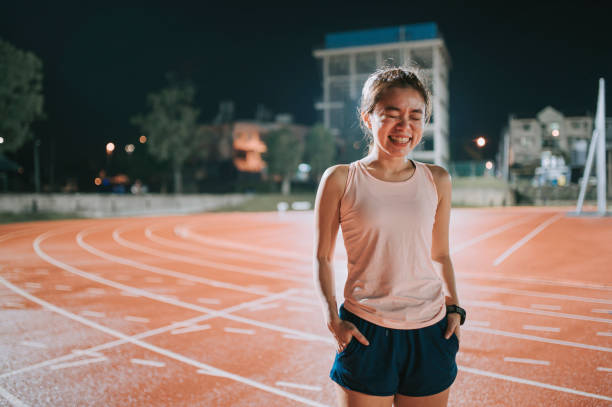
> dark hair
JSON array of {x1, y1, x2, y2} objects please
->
[{"x1": 358, "y1": 65, "x2": 431, "y2": 153}]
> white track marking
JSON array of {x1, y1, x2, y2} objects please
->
[
  {"x1": 503, "y1": 357, "x2": 550, "y2": 366},
  {"x1": 249, "y1": 303, "x2": 279, "y2": 311},
  {"x1": 130, "y1": 358, "x2": 166, "y2": 367},
  {"x1": 461, "y1": 283, "x2": 612, "y2": 305},
  {"x1": 591, "y1": 308, "x2": 612, "y2": 314},
  {"x1": 171, "y1": 324, "x2": 211, "y2": 335},
  {"x1": 597, "y1": 332, "x2": 612, "y2": 337},
  {"x1": 461, "y1": 271, "x2": 612, "y2": 291},
  {"x1": 55, "y1": 285, "x2": 71, "y2": 291},
  {"x1": 3, "y1": 301, "x2": 24, "y2": 308},
  {"x1": 86, "y1": 288, "x2": 106, "y2": 295},
  {"x1": 596, "y1": 367, "x2": 612, "y2": 372},
  {"x1": 522, "y1": 325, "x2": 560, "y2": 333},
  {"x1": 462, "y1": 300, "x2": 612, "y2": 324},
  {"x1": 20, "y1": 341, "x2": 47, "y2": 349},
  {"x1": 0, "y1": 278, "x2": 329, "y2": 407},
  {"x1": 283, "y1": 334, "x2": 317, "y2": 341},
  {"x1": 119, "y1": 290, "x2": 140, "y2": 297},
  {"x1": 493, "y1": 213, "x2": 564, "y2": 266},
  {"x1": 0, "y1": 287, "x2": 298, "y2": 380},
  {"x1": 24, "y1": 282, "x2": 41, "y2": 289},
  {"x1": 465, "y1": 320, "x2": 490, "y2": 327},
  {"x1": 49, "y1": 356, "x2": 107, "y2": 370},
  {"x1": 197, "y1": 298, "x2": 221, "y2": 305},
  {"x1": 286, "y1": 306, "x2": 314, "y2": 312},
  {"x1": 530, "y1": 304, "x2": 562, "y2": 310},
  {"x1": 145, "y1": 224, "x2": 307, "y2": 272},
  {"x1": 0, "y1": 386, "x2": 30, "y2": 407},
  {"x1": 459, "y1": 365, "x2": 612, "y2": 402},
  {"x1": 80, "y1": 310, "x2": 106, "y2": 318},
  {"x1": 464, "y1": 326, "x2": 612, "y2": 352},
  {"x1": 450, "y1": 216, "x2": 537, "y2": 254},
  {"x1": 276, "y1": 382, "x2": 322, "y2": 391},
  {"x1": 113, "y1": 226, "x2": 310, "y2": 283},
  {"x1": 144, "y1": 276, "x2": 163, "y2": 283},
  {"x1": 124, "y1": 316, "x2": 150, "y2": 323},
  {"x1": 224, "y1": 327, "x2": 255, "y2": 335}
]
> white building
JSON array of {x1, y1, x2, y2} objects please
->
[{"x1": 313, "y1": 23, "x2": 451, "y2": 166}]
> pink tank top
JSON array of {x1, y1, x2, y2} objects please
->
[{"x1": 339, "y1": 159, "x2": 446, "y2": 329}]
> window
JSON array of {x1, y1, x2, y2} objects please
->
[
  {"x1": 381, "y1": 49, "x2": 400, "y2": 65},
  {"x1": 330, "y1": 108, "x2": 344, "y2": 130},
  {"x1": 571, "y1": 121, "x2": 581, "y2": 129},
  {"x1": 411, "y1": 48, "x2": 433, "y2": 69},
  {"x1": 329, "y1": 55, "x2": 349, "y2": 76},
  {"x1": 329, "y1": 80, "x2": 350, "y2": 102},
  {"x1": 356, "y1": 52, "x2": 377, "y2": 74},
  {"x1": 522, "y1": 123, "x2": 531, "y2": 131}
]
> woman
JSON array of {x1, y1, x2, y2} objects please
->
[{"x1": 313, "y1": 66, "x2": 465, "y2": 407}]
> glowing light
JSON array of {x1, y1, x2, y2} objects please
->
[
  {"x1": 106, "y1": 142, "x2": 115, "y2": 154},
  {"x1": 298, "y1": 163, "x2": 311, "y2": 172},
  {"x1": 125, "y1": 144, "x2": 135, "y2": 154},
  {"x1": 552, "y1": 129, "x2": 560, "y2": 137},
  {"x1": 94, "y1": 177, "x2": 102, "y2": 186},
  {"x1": 485, "y1": 161, "x2": 493, "y2": 170},
  {"x1": 476, "y1": 137, "x2": 486, "y2": 147},
  {"x1": 139, "y1": 135, "x2": 147, "y2": 144},
  {"x1": 0, "y1": 137, "x2": 4, "y2": 144}
]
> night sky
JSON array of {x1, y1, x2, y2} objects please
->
[{"x1": 1, "y1": 1, "x2": 611, "y2": 188}]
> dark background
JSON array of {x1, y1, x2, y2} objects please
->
[{"x1": 1, "y1": 0, "x2": 611, "y2": 189}]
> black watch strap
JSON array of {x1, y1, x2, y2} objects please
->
[{"x1": 446, "y1": 305, "x2": 466, "y2": 325}]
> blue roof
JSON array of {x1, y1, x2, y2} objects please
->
[{"x1": 325, "y1": 23, "x2": 439, "y2": 49}]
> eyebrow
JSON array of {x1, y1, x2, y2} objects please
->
[{"x1": 383, "y1": 106, "x2": 423, "y2": 114}]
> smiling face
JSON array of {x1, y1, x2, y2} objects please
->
[{"x1": 362, "y1": 86, "x2": 426, "y2": 158}]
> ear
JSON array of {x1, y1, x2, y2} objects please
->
[{"x1": 362, "y1": 111, "x2": 372, "y2": 130}]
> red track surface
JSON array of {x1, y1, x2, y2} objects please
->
[{"x1": 0, "y1": 207, "x2": 611, "y2": 406}]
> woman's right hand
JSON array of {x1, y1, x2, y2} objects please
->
[{"x1": 328, "y1": 319, "x2": 370, "y2": 353}]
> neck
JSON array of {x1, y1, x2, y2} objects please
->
[{"x1": 363, "y1": 148, "x2": 413, "y2": 173}]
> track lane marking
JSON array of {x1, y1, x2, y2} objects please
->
[
  {"x1": 130, "y1": 359, "x2": 165, "y2": 367},
  {"x1": 0, "y1": 386, "x2": 29, "y2": 407},
  {"x1": 224, "y1": 327, "x2": 256, "y2": 335},
  {"x1": 124, "y1": 316, "x2": 150, "y2": 323},
  {"x1": 522, "y1": 325, "x2": 561, "y2": 333},
  {"x1": 171, "y1": 324, "x2": 211, "y2": 335},
  {"x1": 0, "y1": 277, "x2": 330, "y2": 407},
  {"x1": 530, "y1": 304, "x2": 562, "y2": 310},
  {"x1": 49, "y1": 356, "x2": 108, "y2": 370},
  {"x1": 493, "y1": 213, "x2": 564, "y2": 266},
  {"x1": 276, "y1": 381, "x2": 322, "y2": 391},
  {"x1": 460, "y1": 283, "x2": 612, "y2": 304},
  {"x1": 80, "y1": 310, "x2": 106, "y2": 318},
  {"x1": 503, "y1": 357, "x2": 550, "y2": 366},
  {"x1": 596, "y1": 367, "x2": 612, "y2": 372},
  {"x1": 20, "y1": 341, "x2": 47, "y2": 349}
]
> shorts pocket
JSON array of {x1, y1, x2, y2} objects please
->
[{"x1": 338, "y1": 336, "x2": 359, "y2": 357}]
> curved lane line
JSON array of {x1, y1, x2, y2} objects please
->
[
  {"x1": 0, "y1": 386, "x2": 29, "y2": 407},
  {"x1": 0, "y1": 276, "x2": 330, "y2": 407}
]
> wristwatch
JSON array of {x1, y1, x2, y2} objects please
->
[{"x1": 446, "y1": 305, "x2": 466, "y2": 325}]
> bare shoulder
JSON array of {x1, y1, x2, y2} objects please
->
[
  {"x1": 321, "y1": 164, "x2": 350, "y2": 193},
  {"x1": 424, "y1": 164, "x2": 452, "y2": 201}
]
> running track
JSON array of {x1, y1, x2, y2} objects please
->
[{"x1": 0, "y1": 207, "x2": 611, "y2": 406}]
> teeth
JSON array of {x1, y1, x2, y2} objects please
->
[{"x1": 389, "y1": 136, "x2": 411, "y2": 143}]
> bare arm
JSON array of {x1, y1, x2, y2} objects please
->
[{"x1": 313, "y1": 165, "x2": 369, "y2": 350}]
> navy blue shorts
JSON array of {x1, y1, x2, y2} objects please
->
[{"x1": 330, "y1": 304, "x2": 459, "y2": 397}]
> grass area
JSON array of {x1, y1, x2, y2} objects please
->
[
  {"x1": 0, "y1": 212, "x2": 84, "y2": 225},
  {"x1": 212, "y1": 192, "x2": 317, "y2": 212}
]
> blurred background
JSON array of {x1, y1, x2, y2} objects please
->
[{"x1": 1, "y1": 1, "x2": 611, "y2": 218}]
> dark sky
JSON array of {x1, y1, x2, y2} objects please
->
[{"x1": 1, "y1": 1, "x2": 611, "y2": 186}]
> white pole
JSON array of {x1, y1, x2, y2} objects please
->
[
  {"x1": 596, "y1": 78, "x2": 607, "y2": 215},
  {"x1": 576, "y1": 129, "x2": 598, "y2": 213}
]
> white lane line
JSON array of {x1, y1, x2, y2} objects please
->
[
  {"x1": 0, "y1": 287, "x2": 298, "y2": 380},
  {"x1": 120, "y1": 291, "x2": 140, "y2": 297},
  {"x1": 224, "y1": 327, "x2": 255, "y2": 335},
  {"x1": 0, "y1": 277, "x2": 329, "y2": 407},
  {"x1": 596, "y1": 332, "x2": 612, "y2": 337},
  {"x1": 493, "y1": 213, "x2": 563, "y2": 267},
  {"x1": 3, "y1": 302, "x2": 24, "y2": 308},
  {"x1": 130, "y1": 358, "x2": 166, "y2": 368},
  {"x1": 249, "y1": 303, "x2": 279, "y2": 311},
  {"x1": 465, "y1": 320, "x2": 490, "y2": 327},
  {"x1": 0, "y1": 386, "x2": 30, "y2": 407},
  {"x1": 276, "y1": 381, "x2": 322, "y2": 391},
  {"x1": 124, "y1": 316, "x2": 150, "y2": 323},
  {"x1": 49, "y1": 356, "x2": 107, "y2": 370},
  {"x1": 86, "y1": 288, "x2": 106, "y2": 295},
  {"x1": 451, "y1": 215, "x2": 537, "y2": 254},
  {"x1": 464, "y1": 326, "x2": 612, "y2": 353},
  {"x1": 171, "y1": 324, "x2": 211, "y2": 335},
  {"x1": 596, "y1": 367, "x2": 612, "y2": 372},
  {"x1": 144, "y1": 276, "x2": 163, "y2": 283},
  {"x1": 461, "y1": 270, "x2": 612, "y2": 291},
  {"x1": 197, "y1": 298, "x2": 221, "y2": 305},
  {"x1": 55, "y1": 285, "x2": 72, "y2": 291},
  {"x1": 462, "y1": 300, "x2": 612, "y2": 324},
  {"x1": 24, "y1": 282, "x2": 41, "y2": 289},
  {"x1": 20, "y1": 341, "x2": 47, "y2": 349},
  {"x1": 459, "y1": 365, "x2": 612, "y2": 402},
  {"x1": 283, "y1": 334, "x2": 317, "y2": 341},
  {"x1": 522, "y1": 325, "x2": 561, "y2": 333},
  {"x1": 591, "y1": 308, "x2": 612, "y2": 314},
  {"x1": 530, "y1": 304, "x2": 562, "y2": 310},
  {"x1": 504, "y1": 357, "x2": 550, "y2": 366},
  {"x1": 80, "y1": 310, "x2": 106, "y2": 318},
  {"x1": 286, "y1": 306, "x2": 314, "y2": 312},
  {"x1": 113, "y1": 227, "x2": 310, "y2": 284}
]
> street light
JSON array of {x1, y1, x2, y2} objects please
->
[
  {"x1": 476, "y1": 136, "x2": 486, "y2": 148},
  {"x1": 125, "y1": 144, "x2": 135, "y2": 154},
  {"x1": 139, "y1": 135, "x2": 147, "y2": 144},
  {"x1": 106, "y1": 142, "x2": 115, "y2": 155},
  {"x1": 0, "y1": 137, "x2": 4, "y2": 144}
]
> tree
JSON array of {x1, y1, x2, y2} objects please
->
[
  {"x1": 305, "y1": 123, "x2": 335, "y2": 182},
  {"x1": 131, "y1": 76, "x2": 201, "y2": 194},
  {"x1": 264, "y1": 127, "x2": 303, "y2": 195},
  {"x1": 0, "y1": 38, "x2": 44, "y2": 154}
]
